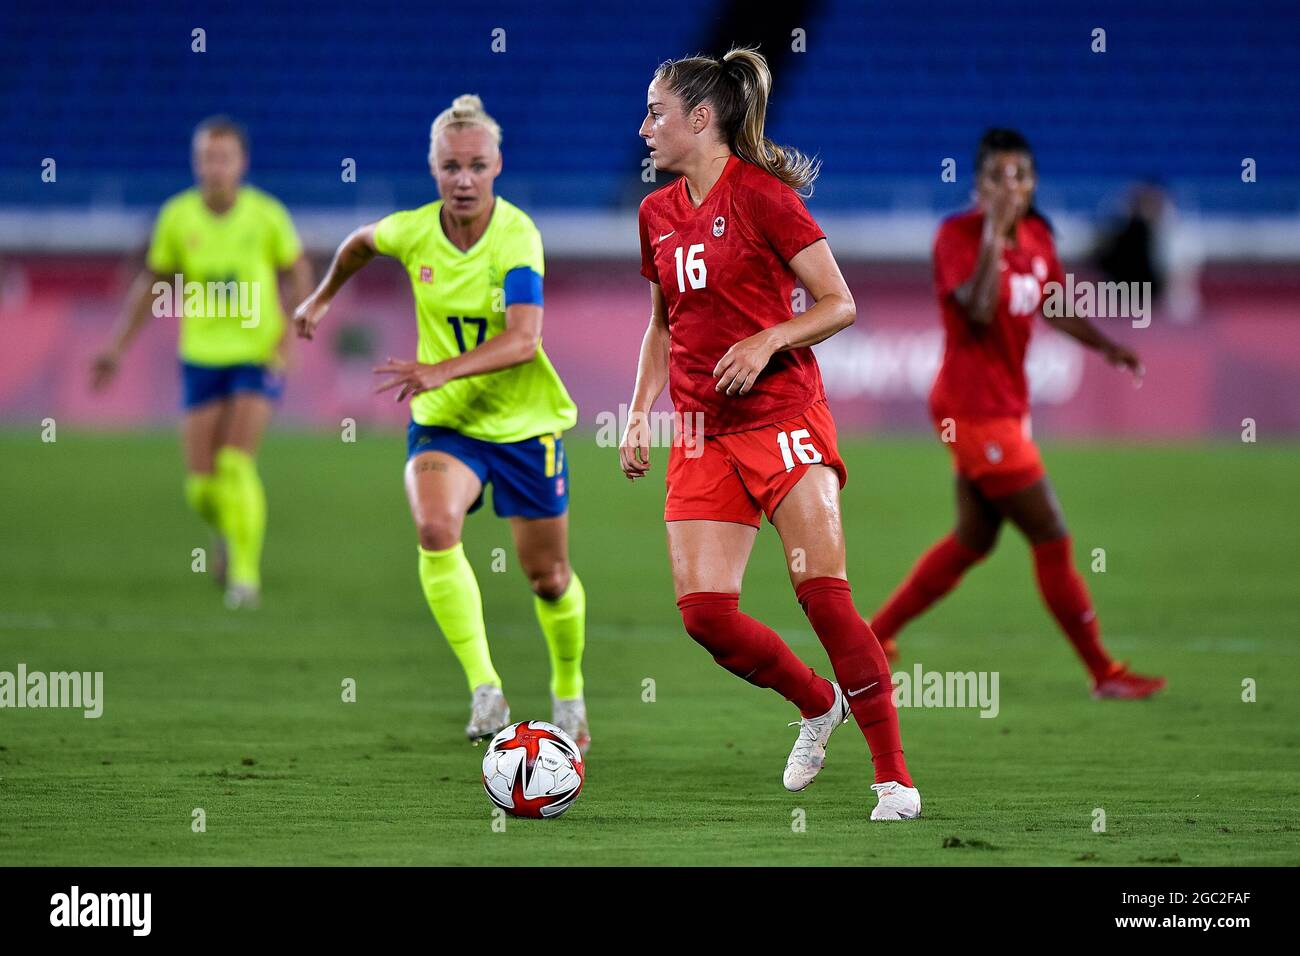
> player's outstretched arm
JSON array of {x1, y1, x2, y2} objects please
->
[
  {"x1": 619, "y1": 282, "x2": 670, "y2": 480},
  {"x1": 293, "y1": 223, "x2": 379, "y2": 340},
  {"x1": 1045, "y1": 311, "x2": 1144, "y2": 382},
  {"x1": 712, "y1": 238, "x2": 855, "y2": 397},
  {"x1": 91, "y1": 267, "x2": 165, "y2": 390},
  {"x1": 373, "y1": 302, "x2": 546, "y2": 401}
]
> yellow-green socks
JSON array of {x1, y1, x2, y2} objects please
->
[
  {"x1": 214, "y1": 446, "x2": 266, "y2": 588},
  {"x1": 184, "y1": 473, "x2": 221, "y2": 528},
  {"x1": 418, "y1": 543, "x2": 500, "y2": 691},
  {"x1": 535, "y1": 572, "x2": 586, "y2": 699}
]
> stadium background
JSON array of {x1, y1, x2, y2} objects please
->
[{"x1": 2, "y1": 0, "x2": 1297, "y2": 437}]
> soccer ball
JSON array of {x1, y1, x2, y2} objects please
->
[{"x1": 481, "y1": 720, "x2": 585, "y2": 819}]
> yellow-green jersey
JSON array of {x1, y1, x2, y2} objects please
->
[
  {"x1": 373, "y1": 197, "x2": 577, "y2": 443},
  {"x1": 147, "y1": 186, "x2": 302, "y2": 367}
]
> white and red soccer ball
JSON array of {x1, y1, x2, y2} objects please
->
[{"x1": 481, "y1": 720, "x2": 585, "y2": 819}]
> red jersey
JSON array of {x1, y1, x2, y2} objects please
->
[
  {"x1": 638, "y1": 155, "x2": 827, "y2": 435},
  {"x1": 928, "y1": 208, "x2": 1065, "y2": 420}
]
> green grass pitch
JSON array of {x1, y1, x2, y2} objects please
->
[{"x1": 1, "y1": 429, "x2": 1297, "y2": 866}]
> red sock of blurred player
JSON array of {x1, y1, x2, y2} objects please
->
[
  {"x1": 677, "y1": 592, "x2": 835, "y2": 718},
  {"x1": 871, "y1": 534, "x2": 986, "y2": 641},
  {"x1": 795, "y1": 577, "x2": 912, "y2": 787},
  {"x1": 1032, "y1": 536, "x2": 1112, "y2": 680}
]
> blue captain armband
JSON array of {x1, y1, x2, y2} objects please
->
[{"x1": 503, "y1": 266, "x2": 544, "y2": 307}]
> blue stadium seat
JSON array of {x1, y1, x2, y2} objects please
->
[{"x1": 1, "y1": 0, "x2": 1295, "y2": 214}]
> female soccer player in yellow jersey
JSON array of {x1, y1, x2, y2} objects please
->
[
  {"x1": 292, "y1": 95, "x2": 589, "y2": 752},
  {"x1": 92, "y1": 116, "x2": 314, "y2": 609}
]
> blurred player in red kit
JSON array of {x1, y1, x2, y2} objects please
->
[
  {"x1": 620, "y1": 47, "x2": 919, "y2": 820},
  {"x1": 870, "y1": 128, "x2": 1166, "y2": 700}
]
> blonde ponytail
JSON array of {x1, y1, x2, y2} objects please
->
[{"x1": 654, "y1": 46, "x2": 819, "y2": 194}]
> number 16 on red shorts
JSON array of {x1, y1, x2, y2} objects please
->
[{"x1": 665, "y1": 399, "x2": 848, "y2": 528}]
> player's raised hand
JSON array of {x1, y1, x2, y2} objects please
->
[
  {"x1": 374, "y1": 357, "x2": 449, "y2": 402},
  {"x1": 619, "y1": 410, "x2": 653, "y2": 480},
  {"x1": 90, "y1": 350, "x2": 119, "y2": 391},
  {"x1": 986, "y1": 181, "x2": 1020, "y2": 238},
  {"x1": 293, "y1": 292, "x2": 330, "y2": 340},
  {"x1": 713, "y1": 330, "x2": 776, "y2": 396}
]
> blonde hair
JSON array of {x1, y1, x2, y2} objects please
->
[
  {"x1": 429, "y1": 94, "x2": 502, "y2": 160},
  {"x1": 654, "y1": 46, "x2": 819, "y2": 194}
]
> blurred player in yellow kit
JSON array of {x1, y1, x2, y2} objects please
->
[
  {"x1": 92, "y1": 116, "x2": 314, "y2": 608},
  {"x1": 292, "y1": 95, "x2": 589, "y2": 751}
]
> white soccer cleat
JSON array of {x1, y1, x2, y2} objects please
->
[
  {"x1": 223, "y1": 582, "x2": 259, "y2": 610},
  {"x1": 783, "y1": 681, "x2": 850, "y2": 792},
  {"x1": 870, "y1": 781, "x2": 922, "y2": 820},
  {"x1": 466, "y1": 684, "x2": 510, "y2": 743},
  {"x1": 551, "y1": 695, "x2": 591, "y2": 756}
]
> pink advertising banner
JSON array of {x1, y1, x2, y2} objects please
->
[{"x1": 2, "y1": 257, "x2": 1297, "y2": 437}]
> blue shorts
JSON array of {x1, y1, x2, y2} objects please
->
[
  {"x1": 180, "y1": 362, "x2": 284, "y2": 410},
  {"x1": 406, "y1": 422, "x2": 569, "y2": 519}
]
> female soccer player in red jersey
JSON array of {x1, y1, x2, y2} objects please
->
[
  {"x1": 869, "y1": 128, "x2": 1166, "y2": 700},
  {"x1": 620, "y1": 47, "x2": 919, "y2": 821}
]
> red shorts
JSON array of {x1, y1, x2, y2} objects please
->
[
  {"x1": 933, "y1": 413, "x2": 1045, "y2": 498},
  {"x1": 665, "y1": 400, "x2": 848, "y2": 527}
]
